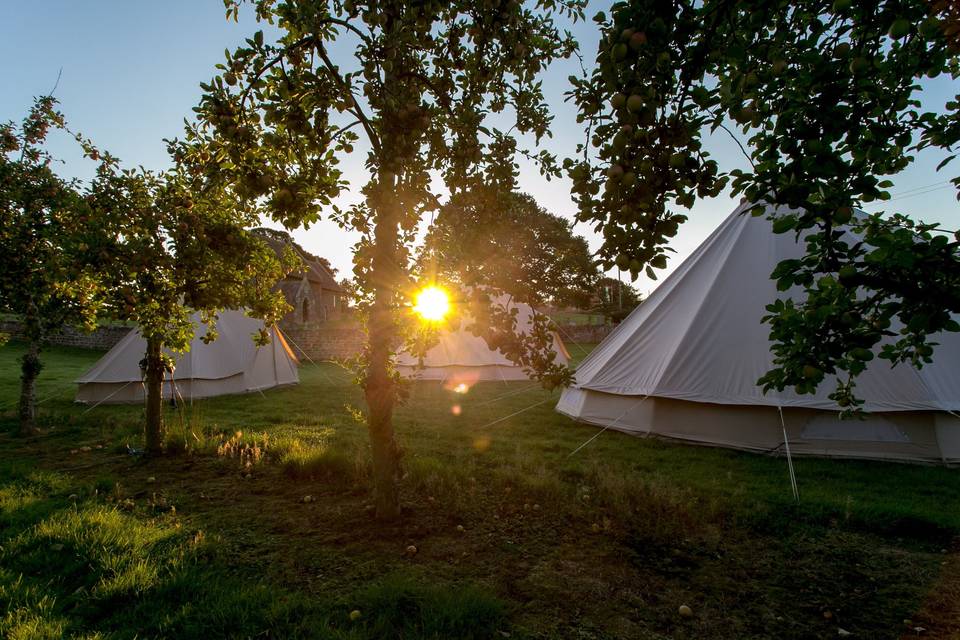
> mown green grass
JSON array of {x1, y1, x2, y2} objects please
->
[{"x1": 1, "y1": 341, "x2": 959, "y2": 638}]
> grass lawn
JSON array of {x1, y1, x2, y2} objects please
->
[{"x1": 1, "y1": 342, "x2": 959, "y2": 639}]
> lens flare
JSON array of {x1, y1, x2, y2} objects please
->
[
  {"x1": 413, "y1": 286, "x2": 450, "y2": 322},
  {"x1": 473, "y1": 435, "x2": 491, "y2": 452}
]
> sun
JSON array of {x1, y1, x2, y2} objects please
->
[{"x1": 413, "y1": 286, "x2": 450, "y2": 322}]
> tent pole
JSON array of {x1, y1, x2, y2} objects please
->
[
  {"x1": 938, "y1": 409, "x2": 960, "y2": 466},
  {"x1": 778, "y1": 406, "x2": 799, "y2": 503},
  {"x1": 189, "y1": 344, "x2": 194, "y2": 406}
]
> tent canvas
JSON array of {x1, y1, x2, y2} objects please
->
[
  {"x1": 75, "y1": 309, "x2": 299, "y2": 404},
  {"x1": 557, "y1": 202, "x2": 960, "y2": 464},
  {"x1": 396, "y1": 297, "x2": 570, "y2": 384}
]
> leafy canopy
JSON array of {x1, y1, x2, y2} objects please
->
[
  {"x1": 87, "y1": 154, "x2": 294, "y2": 354},
  {"x1": 252, "y1": 226, "x2": 338, "y2": 276},
  {"x1": 568, "y1": 0, "x2": 960, "y2": 407},
  {"x1": 423, "y1": 189, "x2": 599, "y2": 309},
  {"x1": 0, "y1": 98, "x2": 105, "y2": 343},
  {"x1": 180, "y1": 0, "x2": 586, "y2": 389}
]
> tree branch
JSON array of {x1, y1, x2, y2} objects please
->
[
  {"x1": 715, "y1": 118, "x2": 756, "y2": 170},
  {"x1": 395, "y1": 71, "x2": 456, "y2": 116},
  {"x1": 314, "y1": 41, "x2": 382, "y2": 156},
  {"x1": 239, "y1": 36, "x2": 313, "y2": 109},
  {"x1": 319, "y1": 16, "x2": 373, "y2": 46},
  {"x1": 331, "y1": 119, "x2": 363, "y2": 145}
]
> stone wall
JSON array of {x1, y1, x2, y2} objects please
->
[
  {"x1": 0, "y1": 320, "x2": 129, "y2": 351},
  {"x1": 0, "y1": 316, "x2": 615, "y2": 361},
  {"x1": 276, "y1": 320, "x2": 615, "y2": 362},
  {"x1": 279, "y1": 321, "x2": 366, "y2": 362}
]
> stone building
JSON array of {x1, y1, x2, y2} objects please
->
[
  {"x1": 277, "y1": 257, "x2": 346, "y2": 326},
  {"x1": 254, "y1": 228, "x2": 347, "y2": 327}
]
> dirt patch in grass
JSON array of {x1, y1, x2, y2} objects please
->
[{"x1": 901, "y1": 541, "x2": 960, "y2": 639}]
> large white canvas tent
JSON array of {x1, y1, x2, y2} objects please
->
[
  {"x1": 557, "y1": 202, "x2": 960, "y2": 464},
  {"x1": 397, "y1": 298, "x2": 570, "y2": 384},
  {"x1": 76, "y1": 310, "x2": 299, "y2": 404}
]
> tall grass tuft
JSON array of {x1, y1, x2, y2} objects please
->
[
  {"x1": 216, "y1": 431, "x2": 269, "y2": 472},
  {"x1": 581, "y1": 463, "x2": 727, "y2": 546},
  {"x1": 0, "y1": 569, "x2": 68, "y2": 640},
  {"x1": 276, "y1": 436, "x2": 368, "y2": 483},
  {"x1": 404, "y1": 456, "x2": 476, "y2": 508},
  {"x1": 164, "y1": 405, "x2": 219, "y2": 455},
  {"x1": 350, "y1": 573, "x2": 506, "y2": 640}
]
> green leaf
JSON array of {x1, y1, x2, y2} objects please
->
[{"x1": 771, "y1": 216, "x2": 796, "y2": 234}]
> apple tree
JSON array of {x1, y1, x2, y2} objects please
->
[
  {"x1": 0, "y1": 98, "x2": 106, "y2": 435},
  {"x1": 182, "y1": 0, "x2": 585, "y2": 518},
  {"x1": 568, "y1": 0, "x2": 960, "y2": 408},
  {"x1": 87, "y1": 157, "x2": 294, "y2": 455}
]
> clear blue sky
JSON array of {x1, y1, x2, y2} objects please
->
[{"x1": 3, "y1": 1, "x2": 958, "y2": 296}]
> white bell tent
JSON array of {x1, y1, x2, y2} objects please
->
[
  {"x1": 557, "y1": 202, "x2": 960, "y2": 464},
  {"x1": 396, "y1": 298, "x2": 570, "y2": 385},
  {"x1": 75, "y1": 310, "x2": 299, "y2": 404}
]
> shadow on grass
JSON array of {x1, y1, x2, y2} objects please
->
[{"x1": 0, "y1": 464, "x2": 506, "y2": 640}]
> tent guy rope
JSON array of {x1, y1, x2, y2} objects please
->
[
  {"x1": 81, "y1": 381, "x2": 135, "y2": 414},
  {"x1": 568, "y1": 394, "x2": 649, "y2": 457},
  {"x1": 473, "y1": 397, "x2": 553, "y2": 430}
]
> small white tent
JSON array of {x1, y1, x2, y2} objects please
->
[
  {"x1": 557, "y1": 202, "x2": 960, "y2": 464},
  {"x1": 396, "y1": 298, "x2": 570, "y2": 384},
  {"x1": 75, "y1": 310, "x2": 299, "y2": 404}
]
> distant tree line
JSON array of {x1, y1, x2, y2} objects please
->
[{"x1": 594, "y1": 276, "x2": 643, "y2": 323}]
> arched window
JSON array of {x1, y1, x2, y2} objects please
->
[{"x1": 301, "y1": 298, "x2": 310, "y2": 323}]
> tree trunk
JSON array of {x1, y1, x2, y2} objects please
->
[
  {"x1": 364, "y1": 170, "x2": 402, "y2": 520},
  {"x1": 144, "y1": 337, "x2": 165, "y2": 455},
  {"x1": 365, "y1": 360, "x2": 401, "y2": 519},
  {"x1": 18, "y1": 339, "x2": 42, "y2": 436}
]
